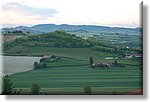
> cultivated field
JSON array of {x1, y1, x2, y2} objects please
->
[
  {"x1": 3, "y1": 35, "x2": 22, "y2": 42},
  {"x1": 3, "y1": 56, "x2": 41, "y2": 75}
]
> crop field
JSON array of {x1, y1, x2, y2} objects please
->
[
  {"x1": 3, "y1": 35, "x2": 22, "y2": 42},
  {"x1": 3, "y1": 56, "x2": 41, "y2": 75}
]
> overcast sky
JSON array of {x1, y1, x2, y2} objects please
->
[{"x1": 0, "y1": 0, "x2": 142, "y2": 28}]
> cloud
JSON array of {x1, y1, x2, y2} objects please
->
[{"x1": 1, "y1": 2, "x2": 58, "y2": 19}]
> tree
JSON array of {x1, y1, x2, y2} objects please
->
[
  {"x1": 27, "y1": 31, "x2": 30, "y2": 34},
  {"x1": 89, "y1": 56, "x2": 94, "y2": 65},
  {"x1": 33, "y1": 62, "x2": 40, "y2": 69},
  {"x1": 83, "y1": 86, "x2": 92, "y2": 95},
  {"x1": 42, "y1": 63, "x2": 47, "y2": 68},
  {"x1": 114, "y1": 60, "x2": 118, "y2": 66},
  {"x1": 1, "y1": 75, "x2": 21, "y2": 95},
  {"x1": 31, "y1": 84, "x2": 41, "y2": 95}
]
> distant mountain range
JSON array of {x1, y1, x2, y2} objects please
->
[{"x1": 1, "y1": 24, "x2": 142, "y2": 35}]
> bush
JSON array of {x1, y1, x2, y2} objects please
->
[
  {"x1": 83, "y1": 86, "x2": 92, "y2": 95},
  {"x1": 31, "y1": 84, "x2": 41, "y2": 95},
  {"x1": 42, "y1": 63, "x2": 47, "y2": 68},
  {"x1": 33, "y1": 62, "x2": 41, "y2": 69}
]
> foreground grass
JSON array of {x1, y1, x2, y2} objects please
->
[{"x1": 10, "y1": 63, "x2": 142, "y2": 94}]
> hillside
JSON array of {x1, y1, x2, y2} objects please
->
[
  {"x1": 4, "y1": 30, "x2": 137, "y2": 58},
  {"x1": 3, "y1": 31, "x2": 142, "y2": 95}
]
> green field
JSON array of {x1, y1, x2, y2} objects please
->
[
  {"x1": 4, "y1": 47, "x2": 119, "y2": 60},
  {"x1": 9, "y1": 55, "x2": 142, "y2": 95},
  {"x1": 4, "y1": 31, "x2": 142, "y2": 95}
]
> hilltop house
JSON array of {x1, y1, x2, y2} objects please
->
[{"x1": 41, "y1": 54, "x2": 61, "y2": 62}]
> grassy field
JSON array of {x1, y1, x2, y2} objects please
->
[
  {"x1": 10, "y1": 64, "x2": 142, "y2": 94},
  {"x1": 3, "y1": 34, "x2": 142, "y2": 94},
  {"x1": 9, "y1": 56, "x2": 142, "y2": 95},
  {"x1": 4, "y1": 47, "x2": 119, "y2": 60}
]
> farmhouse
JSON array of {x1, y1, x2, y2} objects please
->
[
  {"x1": 125, "y1": 54, "x2": 133, "y2": 59},
  {"x1": 41, "y1": 54, "x2": 61, "y2": 62},
  {"x1": 125, "y1": 54, "x2": 143, "y2": 59},
  {"x1": 105, "y1": 57, "x2": 118, "y2": 60},
  {"x1": 134, "y1": 54, "x2": 143, "y2": 58},
  {"x1": 92, "y1": 61, "x2": 117, "y2": 68}
]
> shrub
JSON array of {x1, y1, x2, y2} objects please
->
[
  {"x1": 31, "y1": 84, "x2": 41, "y2": 95},
  {"x1": 83, "y1": 86, "x2": 92, "y2": 95},
  {"x1": 42, "y1": 63, "x2": 47, "y2": 68},
  {"x1": 33, "y1": 62, "x2": 41, "y2": 69}
]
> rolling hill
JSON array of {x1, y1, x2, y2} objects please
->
[{"x1": 1, "y1": 24, "x2": 142, "y2": 35}]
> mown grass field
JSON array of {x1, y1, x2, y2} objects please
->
[
  {"x1": 5, "y1": 47, "x2": 119, "y2": 60},
  {"x1": 9, "y1": 56, "x2": 142, "y2": 95}
]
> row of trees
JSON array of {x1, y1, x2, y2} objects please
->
[
  {"x1": 92, "y1": 45, "x2": 124, "y2": 55},
  {"x1": 33, "y1": 62, "x2": 47, "y2": 69}
]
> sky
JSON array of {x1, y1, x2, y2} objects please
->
[{"x1": 0, "y1": 0, "x2": 142, "y2": 28}]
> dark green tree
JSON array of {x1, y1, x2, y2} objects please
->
[
  {"x1": 31, "y1": 84, "x2": 41, "y2": 95},
  {"x1": 83, "y1": 86, "x2": 92, "y2": 95},
  {"x1": 42, "y1": 63, "x2": 47, "y2": 68},
  {"x1": 89, "y1": 56, "x2": 94, "y2": 65},
  {"x1": 27, "y1": 31, "x2": 30, "y2": 34},
  {"x1": 114, "y1": 60, "x2": 118, "y2": 66},
  {"x1": 1, "y1": 75, "x2": 21, "y2": 95},
  {"x1": 33, "y1": 62, "x2": 40, "y2": 69}
]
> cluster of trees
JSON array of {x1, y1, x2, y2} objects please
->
[
  {"x1": 4, "y1": 37, "x2": 26, "y2": 50},
  {"x1": 3, "y1": 30, "x2": 30, "y2": 35},
  {"x1": 24, "y1": 30, "x2": 92, "y2": 48},
  {"x1": 33, "y1": 62, "x2": 47, "y2": 69},
  {"x1": 4, "y1": 30, "x2": 24, "y2": 34},
  {"x1": 92, "y1": 45, "x2": 124, "y2": 55}
]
